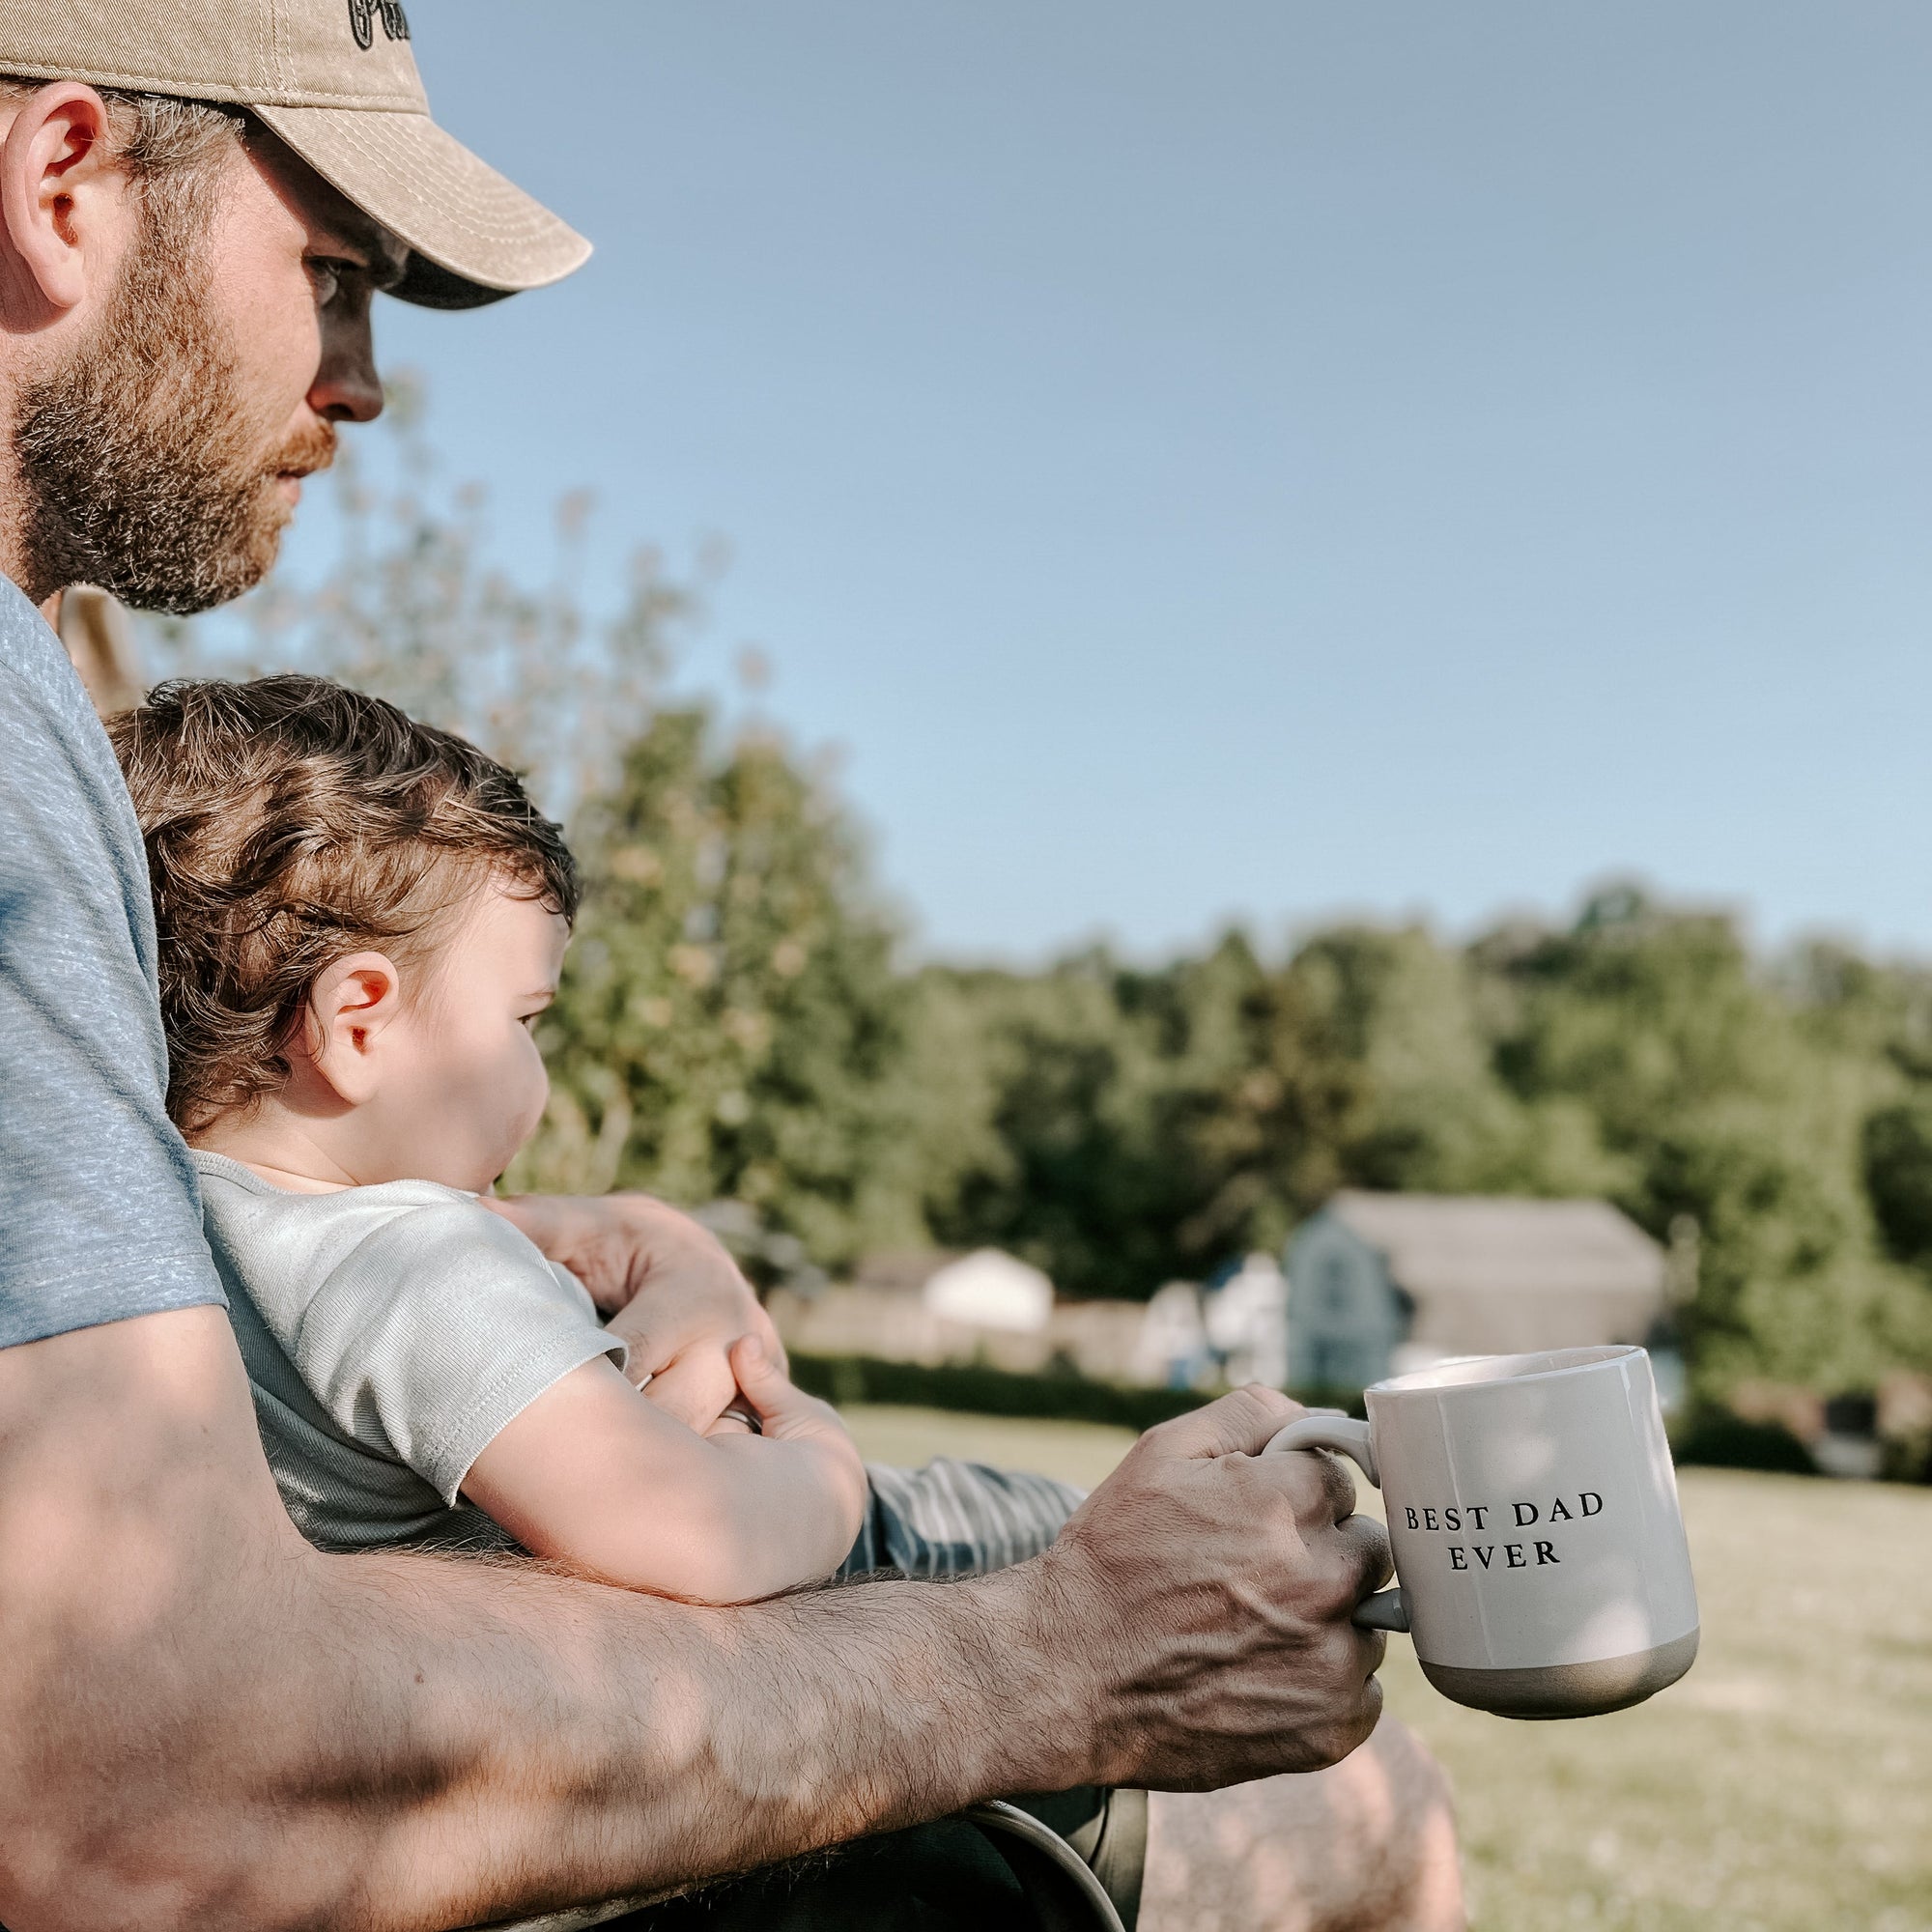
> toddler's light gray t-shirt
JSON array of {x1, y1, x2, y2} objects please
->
[{"x1": 192, "y1": 1151, "x2": 626, "y2": 1552}]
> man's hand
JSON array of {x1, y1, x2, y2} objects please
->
[
  {"x1": 483, "y1": 1191, "x2": 784, "y2": 1432},
  {"x1": 1030, "y1": 1384, "x2": 1392, "y2": 1791}
]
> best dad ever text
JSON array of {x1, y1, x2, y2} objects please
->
[{"x1": 1400, "y1": 1492, "x2": 1605, "y2": 1571}]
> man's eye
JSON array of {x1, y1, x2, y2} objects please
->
[{"x1": 307, "y1": 259, "x2": 345, "y2": 306}]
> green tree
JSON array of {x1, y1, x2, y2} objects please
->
[
  {"x1": 1479, "y1": 890, "x2": 1928, "y2": 1392},
  {"x1": 909, "y1": 952, "x2": 1197, "y2": 1299},
  {"x1": 1861, "y1": 1099, "x2": 1932, "y2": 1268},
  {"x1": 509, "y1": 709, "x2": 919, "y2": 1271},
  {"x1": 911, "y1": 933, "x2": 1366, "y2": 1298},
  {"x1": 1290, "y1": 923, "x2": 1624, "y2": 1200}
]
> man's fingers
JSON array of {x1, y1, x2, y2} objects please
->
[
  {"x1": 1334, "y1": 1509, "x2": 1395, "y2": 1602},
  {"x1": 1125, "y1": 1389, "x2": 1380, "y2": 1548},
  {"x1": 1304, "y1": 1443, "x2": 1367, "y2": 1526},
  {"x1": 1141, "y1": 1385, "x2": 1304, "y2": 1462},
  {"x1": 1350, "y1": 1622, "x2": 1389, "y2": 1685},
  {"x1": 1244, "y1": 1426, "x2": 1369, "y2": 1530},
  {"x1": 1130, "y1": 1388, "x2": 1371, "y2": 1530}
]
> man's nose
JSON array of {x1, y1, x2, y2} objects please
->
[{"x1": 309, "y1": 307, "x2": 384, "y2": 424}]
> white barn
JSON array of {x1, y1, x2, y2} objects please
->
[{"x1": 1285, "y1": 1191, "x2": 1667, "y2": 1389}]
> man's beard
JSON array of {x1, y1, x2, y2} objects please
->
[{"x1": 12, "y1": 205, "x2": 333, "y2": 616}]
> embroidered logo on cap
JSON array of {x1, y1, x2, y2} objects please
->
[{"x1": 348, "y1": 0, "x2": 412, "y2": 50}]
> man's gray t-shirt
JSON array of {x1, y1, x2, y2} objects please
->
[
  {"x1": 0, "y1": 579, "x2": 224, "y2": 1346},
  {"x1": 192, "y1": 1151, "x2": 626, "y2": 1551}
]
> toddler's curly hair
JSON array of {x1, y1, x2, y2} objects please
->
[{"x1": 112, "y1": 674, "x2": 579, "y2": 1135}]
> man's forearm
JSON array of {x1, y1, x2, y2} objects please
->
[
  {"x1": 236, "y1": 1549, "x2": 1083, "y2": 1929},
  {"x1": 0, "y1": 1311, "x2": 1088, "y2": 1932}
]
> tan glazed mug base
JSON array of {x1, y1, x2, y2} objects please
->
[{"x1": 1418, "y1": 1626, "x2": 1700, "y2": 1720}]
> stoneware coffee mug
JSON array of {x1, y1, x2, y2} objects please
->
[{"x1": 1268, "y1": 1345, "x2": 1699, "y2": 1719}]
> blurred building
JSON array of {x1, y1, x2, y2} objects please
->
[
  {"x1": 768, "y1": 1249, "x2": 1148, "y2": 1380},
  {"x1": 1285, "y1": 1190, "x2": 1667, "y2": 1389}
]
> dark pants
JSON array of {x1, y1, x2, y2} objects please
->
[{"x1": 602, "y1": 1788, "x2": 1147, "y2": 1932}]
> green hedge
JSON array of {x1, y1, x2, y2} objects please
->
[
  {"x1": 789, "y1": 1350, "x2": 1365, "y2": 1432},
  {"x1": 1667, "y1": 1405, "x2": 1819, "y2": 1475}
]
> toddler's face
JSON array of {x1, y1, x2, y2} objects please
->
[{"x1": 371, "y1": 882, "x2": 570, "y2": 1193}]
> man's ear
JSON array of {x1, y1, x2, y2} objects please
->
[
  {"x1": 0, "y1": 83, "x2": 125, "y2": 323},
  {"x1": 299, "y1": 952, "x2": 405, "y2": 1107}
]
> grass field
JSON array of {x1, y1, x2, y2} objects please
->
[{"x1": 841, "y1": 1404, "x2": 1932, "y2": 1932}]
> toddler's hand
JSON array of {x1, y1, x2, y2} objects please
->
[
  {"x1": 726, "y1": 1334, "x2": 859, "y2": 1454},
  {"x1": 724, "y1": 1335, "x2": 868, "y2": 1561}
]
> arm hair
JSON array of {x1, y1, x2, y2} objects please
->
[{"x1": 0, "y1": 1308, "x2": 1086, "y2": 1932}]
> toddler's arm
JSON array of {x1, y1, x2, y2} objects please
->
[{"x1": 463, "y1": 1336, "x2": 867, "y2": 1604}]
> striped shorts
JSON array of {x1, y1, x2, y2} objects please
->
[{"x1": 839, "y1": 1459, "x2": 1086, "y2": 1580}]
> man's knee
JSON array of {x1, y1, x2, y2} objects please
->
[
  {"x1": 1348, "y1": 1717, "x2": 1462, "y2": 1931},
  {"x1": 1140, "y1": 1715, "x2": 1463, "y2": 1932}
]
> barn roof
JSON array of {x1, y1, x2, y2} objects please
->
[{"x1": 1321, "y1": 1191, "x2": 1663, "y2": 1299}]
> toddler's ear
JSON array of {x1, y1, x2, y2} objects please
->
[{"x1": 301, "y1": 952, "x2": 404, "y2": 1106}]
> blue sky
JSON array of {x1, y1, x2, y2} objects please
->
[{"x1": 343, "y1": 1, "x2": 1932, "y2": 962}]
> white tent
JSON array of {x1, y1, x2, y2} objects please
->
[{"x1": 922, "y1": 1249, "x2": 1054, "y2": 1332}]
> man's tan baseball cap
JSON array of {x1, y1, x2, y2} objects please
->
[{"x1": 0, "y1": 0, "x2": 589, "y2": 308}]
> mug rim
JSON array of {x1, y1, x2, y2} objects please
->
[{"x1": 1366, "y1": 1343, "x2": 1645, "y2": 1398}]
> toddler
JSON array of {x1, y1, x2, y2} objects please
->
[{"x1": 114, "y1": 675, "x2": 1078, "y2": 1601}]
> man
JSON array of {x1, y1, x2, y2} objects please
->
[{"x1": 0, "y1": 6, "x2": 1460, "y2": 1929}]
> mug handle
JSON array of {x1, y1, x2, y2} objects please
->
[{"x1": 1264, "y1": 1414, "x2": 1411, "y2": 1635}]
